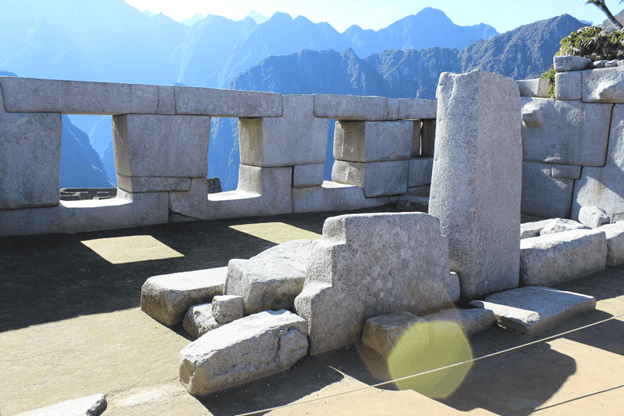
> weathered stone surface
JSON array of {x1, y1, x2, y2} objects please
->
[
  {"x1": 331, "y1": 160, "x2": 408, "y2": 197},
  {"x1": 520, "y1": 229, "x2": 607, "y2": 286},
  {"x1": 157, "y1": 86, "x2": 176, "y2": 115},
  {"x1": 174, "y1": 86, "x2": 282, "y2": 117},
  {"x1": 423, "y1": 308, "x2": 496, "y2": 336},
  {"x1": 540, "y1": 218, "x2": 590, "y2": 235},
  {"x1": 0, "y1": 190, "x2": 169, "y2": 237},
  {"x1": 583, "y1": 66, "x2": 624, "y2": 103},
  {"x1": 601, "y1": 222, "x2": 624, "y2": 266},
  {"x1": 396, "y1": 195, "x2": 428, "y2": 212},
  {"x1": 551, "y1": 165, "x2": 582, "y2": 180},
  {"x1": 521, "y1": 162, "x2": 574, "y2": 219},
  {"x1": 225, "y1": 240, "x2": 312, "y2": 315},
  {"x1": 117, "y1": 175, "x2": 191, "y2": 193},
  {"x1": 169, "y1": 166, "x2": 293, "y2": 220},
  {"x1": 183, "y1": 303, "x2": 221, "y2": 339},
  {"x1": 112, "y1": 114, "x2": 211, "y2": 178},
  {"x1": 420, "y1": 120, "x2": 436, "y2": 157},
  {"x1": 397, "y1": 99, "x2": 437, "y2": 120},
  {"x1": 15, "y1": 394, "x2": 107, "y2": 416},
  {"x1": 555, "y1": 71, "x2": 582, "y2": 100},
  {"x1": 521, "y1": 219, "x2": 552, "y2": 239},
  {"x1": 0, "y1": 88, "x2": 62, "y2": 209},
  {"x1": 295, "y1": 212, "x2": 458, "y2": 355},
  {"x1": 410, "y1": 120, "x2": 422, "y2": 157},
  {"x1": 212, "y1": 295, "x2": 245, "y2": 324},
  {"x1": 429, "y1": 70, "x2": 522, "y2": 300},
  {"x1": 361, "y1": 312, "x2": 427, "y2": 358},
  {"x1": 0, "y1": 76, "x2": 159, "y2": 114},
  {"x1": 579, "y1": 206, "x2": 610, "y2": 229},
  {"x1": 553, "y1": 56, "x2": 591, "y2": 72},
  {"x1": 239, "y1": 95, "x2": 327, "y2": 167},
  {"x1": 333, "y1": 120, "x2": 412, "y2": 162},
  {"x1": 292, "y1": 181, "x2": 389, "y2": 213},
  {"x1": 386, "y1": 98, "x2": 400, "y2": 120},
  {"x1": 521, "y1": 98, "x2": 612, "y2": 166},
  {"x1": 179, "y1": 310, "x2": 308, "y2": 396},
  {"x1": 292, "y1": 163, "x2": 324, "y2": 188},
  {"x1": 141, "y1": 267, "x2": 227, "y2": 326},
  {"x1": 573, "y1": 104, "x2": 624, "y2": 220},
  {"x1": 517, "y1": 78, "x2": 549, "y2": 98},
  {"x1": 408, "y1": 157, "x2": 433, "y2": 187},
  {"x1": 471, "y1": 286, "x2": 596, "y2": 336},
  {"x1": 405, "y1": 185, "x2": 430, "y2": 197},
  {"x1": 314, "y1": 94, "x2": 387, "y2": 120}
]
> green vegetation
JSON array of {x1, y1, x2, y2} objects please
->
[
  {"x1": 557, "y1": 26, "x2": 624, "y2": 60},
  {"x1": 541, "y1": 66, "x2": 557, "y2": 98}
]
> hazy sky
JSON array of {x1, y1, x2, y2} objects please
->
[{"x1": 124, "y1": 0, "x2": 622, "y2": 33}]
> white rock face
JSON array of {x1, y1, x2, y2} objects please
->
[
  {"x1": 295, "y1": 212, "x2": 458, "y2": 355},
  {"x1": 429, "y1": 70, "x2": 522, "y2": 300},
  {"x1": 579, "y1": 206, "x2": 610, "y2": 229},
  {"x1": 472, "y1": 286, "x2": 596, "y2": 336},
  {"x1": 553, "y1": 56, "x2": 591, "y2": 72},
  {"x1": 555, "y1": 71, "x2": 582, "y2": 100},
  {"x1": 225, "y1": 240, "x2": 313, "y2": 315},
  {"x1": 583, "y1": 66, "x2": 624, "y2": 103},
  {"x1": 292, "y1": 163, "x2": 324, "y2": 188},
  {"x1": 141, "y1": 267, "x2": 227, "y2": 326},
  {"x1": 179, "y1": 310, "x2": 308, "y2": 396},
  {"x1": 601, "y1": 222, "x2": 624, "y2": 266},
  {"x1": 212, "y1": 295, "x2": 245, "y2": 324},
  {"x1": 362, "y1": 312, "x2": 427, "y2": 358},
  {"x1": 539, "y1": 218, "x2": 590, "y2": 236},
  {"x1": 183, "y1": 303, "x2": 221, "y2": 339},
  {"x1": 520, "y1": 229, "x2": 607, "y2": 286},
  {"x1": 15, "y1": 394, "x2": 107, "y2": 416},
  {"x1": 314, "y1": 94, "x2": 387, "y2": 120}
]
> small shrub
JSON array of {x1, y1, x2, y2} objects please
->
[
  {"x1": 557, "y1": 26, "x2": 624, "y2": 61},
  {"x1": 541, "y1": 66, "x2": 556, "y2": 98}
]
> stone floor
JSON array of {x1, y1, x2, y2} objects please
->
[{"x1": 1, "y1": 205, "x2": 623, "y2": 415}]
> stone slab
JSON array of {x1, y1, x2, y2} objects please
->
[
  {"x1": 361, "y1": 312, "x2": 427, "y2": 358},
  {"x1": 551, "y1": 165, "x2": 582, "y2": 180},
  {"x1": 292, "y1": 181, "x2": 390, "y2": 213},
  {"x1": 386, "y1": 98, "x2": 400, "y2": 120},
  {"x1": 117, "y1": 175, "x2": 191, "y2": 193},
  {"x1": 333, "y1": 120, "x2": 412, "y2": 162},
  {"x1": 313, "y1": 94, "x2": 387, "y2": 120},
  {"x1": 521, "y1": 98, "x2": 612, "y2": 167},
  {"x1": 521, "y1": 161, "x2": 574, "y2": 219},
  {"x1": 517, "y1": 79, "x2": 549, "y2": 98},
  {"x1": 331, "y1": 160, "x2": 408, "y2": 197},
  {"x1": 15, "y1": 394, "x2": 107, "y2": 416},
  {"x1": 0, "y1": 190, "x2": 169, "y2": 236},
  {"x1": 112, "y1": 114, "x2": 211, "y2": 178},
  {"x1": 0, "y1": 88, "x2": 62, "y2": 209},
  {"x1": 423, "y1": 308, "x2": 496, "y2": 336},
  {"x1": 239, "y1": 95, "x2": 327, "y2": 167},
  {"x1": 292, "y1": 163, "x2": 324, "y2": 188},
  {"x1": 141, "y1": 266, "x2": 227, "y2": 326},
  {"x1": 521, "y1": 219, "x2": 553, "y2": 239},
  {"x1": 429, "y1": 70, "x2": 522, "y2": 301},
  {"x1": 519, "y1": 229, "x2": 607, "y2": 286},
  {"x1": 396, "y1": 195, "x2": 429, "y2": 212},
  {"x1": 405, "y1": 185, "x2": 430, "y2": 197},
  {"x1": 583, "y1": 66, "x2": 624, "y2": 103},
  {"x1": 174, "y1": 86, "x2": 282, "y2": 117},
  {"x1": 0, "y1": 76, "x2": 159, "y2": 114},
  {"x1": 397, "y1": 98, "x2": 437, "y2": 120},
  {"x1": 212, "y1": 295, "x2": 244, "y2": 324},
  {"x1": 554, "y1": 56, "x2": 591, "y2": 72},
  {"x1": 183, "y1": 303, "x2": 221, "y2": 339},
  {"x1": 179, "y1": 310, "x2": 308, "y2": 396},
  {"x1": 579, "y1": 206, "x2": 610, "y2": 229},
  {"x1": 295, "y1": 212, "x2": 459, "y2": 355},
  {"x1": 157, "y1": 86, "x2": 176, "y2": 115},
  {"x1": 540, "y1": 218, "x2": 589, "y2": 235},
  {"x1": 572, "y1": 104, "x2": 624, "y2": 220},
  {"x1": 225, "y1": 240, "x2": 313, "y2": 315},
  {"x1": 602, "y1": 222, "x2": 624, "y2": 266},
  {"x1": 408, "y1": 157, "x2": 433, "y2": 188},
  {"x1": 555, "y1": 71, "x2": 582, "y2": 100},
  {"x1": 471, "y1": 286, "x2": 596, "y2": 336}
]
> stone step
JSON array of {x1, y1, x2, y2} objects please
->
[{"x1": 471, "y1": 286, "x2": 596, "y2": 336}]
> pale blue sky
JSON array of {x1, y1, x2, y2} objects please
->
[{"x1": 125, "y1": 0, "x2": 623, "y2": 33}]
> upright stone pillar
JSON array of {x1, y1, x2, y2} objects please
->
[{"x1": 429, "y1": 70, "x2": 522, "y2": 300}]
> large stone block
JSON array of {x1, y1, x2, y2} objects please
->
[
  {"x1": 292, "y1": 181, "x2": 389, "y2": 213},
  {"x1": 539, "y1": 218, "x2": 589, "y2": 236},
  {"x1": 521, "y1": 98, "x2": 612, "y2": 167},
  {"x1": 361, "y1": 312, "x2": 427, "y2": 358},
  {"x1": 583, "y1": 66, "x2": 624, "y2": 103},
  {"x1": 0, "y1": 87, "x2": 62, "y2": 209},
  {"x1": 521, "y1": 162, "x2": 574, "y2": 219},
  {"x1": 572, "y1": 104, "x2": 624, "y2": 220},
  {"x1": 239, "y1": 95, "x2": 327, "y2": 167},
  {"x1": 397, "y1": 99, "x2": 437, "y2": 119},
  {"x1": 183, "y1": 303, "x2": 221, "y2": 339},
  {"x1": 555, "y1": 71, "x2": 582, "y2": 100},
  {"x1": 225, "y1": 240, "x2": 313, "y2": 315},
  {"x1": 15, "y1": 394, "x2": 107, "y2": 416},
  {"x1": 521, "y1": 219, "x2": 552, "y2": 239},
  {"x1": 554, "y1": 56, "x2": 590, "y2": 72},
  {"x1": 519, "y1": 229, "x2": 607, "y2": 286},
  {"x1": 0, "y1": 77, "x2": 159, "y2": 114},
  {"x1": 422, "y1": 308, "x2": 496, "y2": 337},
  {"x1": 601, "y1": 222, "x2": 624, "y2": 266},
  {"x1": 112, "y1": 114, "x2": 211, "y2": 178},
  {"x1": 179, "y1": 310, "x2": 308, "y2": 396},
  {"x1": 578, "y1": 206, "x2": 610, "y2": 229},
  {"x1": 174, "y1": 86, "x2": 282, "y2": 117},
  {"x1": 212, "y1": 295, "x2": 245, "y2": 324},
  {"x1": 551, "y1": 165, "x2": 582, "y2": 180},
  {"x1": 140, "y1": 267, "x2": 227, "y2": 326},
  {"x1": 333, "y1": 120, "x2": 412, "y2": 162},
  {"x1": 295, "y1": 212, "x2": 458, "y2": 355},
  {"x1": 429, "y1": 70, "x2": 522, "y2": 300},
  {"x1": 408, "y1": 157, "x2": 433, "y2": 188},
  {"x1": 313, "y1": 94, "x2": 387, "y2": 120},
  {"x1": 292, "y1": 163, "x2": 324, "y2": 188},
  {"x1": 0, "y1": 190, "x2": 169, "y2": 236},
  {"x1": 517, "y1": 79, "x2": 548, "y2": 98},
  {"x1": 331, "y1": 160, "x2": 408, "y2": 197},
  {"x1": 472, "y1": 286, "x2": 596, "y2": 336},
  {"x1": 117, "y1": 175, "x2": 191, "y2": 193}
]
